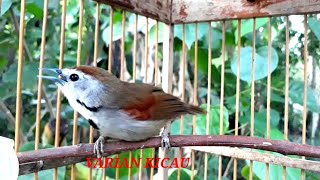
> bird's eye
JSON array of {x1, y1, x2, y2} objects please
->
[{"x1": 69, "y1": 74, "x2": 79, "y2": 81}]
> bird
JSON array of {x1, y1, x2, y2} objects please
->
[
  {"x1": 40, "y1": 65, "x2": 205, "y2": 157},
  {"x1": 42, "y1": 117, "x2": 70, "y2": 147}
]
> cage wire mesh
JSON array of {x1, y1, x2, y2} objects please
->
[{"x1": 1, "y1": 0, "x2": 320, "y2": 179}]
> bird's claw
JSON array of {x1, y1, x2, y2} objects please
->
[
  {"x1": 94, "y1": 136, "x2": 105, "y2": 158},
  {"x1": 160, "y1": 128, "x2": 171, "y2": 150}
]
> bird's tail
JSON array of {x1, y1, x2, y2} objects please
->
[{"x1": 186, "y1": 104, "x2": 206, "y2": 115}]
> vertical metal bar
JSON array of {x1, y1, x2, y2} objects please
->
[
  {"x1": 35, "y1": 0, "x2": 49, "y2": 151},
  {"x1": 204, "y1": 21, "x2": 212, "y2": 180},
  {"x1": 120, "y1": 11, "x2": 126, "y2": 81},
  {"x1": 150, "y1": 20, "x2": 159, "y2": 180},
  {"x1": 144, "y1": 17, "x2": 149, "y2": 82},
  {"x1": 177, "y1": 23, "x2": 187, "y2": 180},
  {"x1": 266, "y1": 17, "x2": 272, "y2": 180},
  {"x1": 218, "y1": 20, "x2": 226, "y2": 180},
  {"x1": 234, "y1": 19, "x2": 241, "y2": 180},
  {"x1": 283, "y1": 15, "x2": 290, "y2": 180},
  {"x1": 191, "y1": 23, "x2": 198, "y2": 180},
  {"x1": 35, "y1": 0, "x2": 49, "y2": 178},
  {"x1": 138, "y1": 16, "x2": 147, "y2": 180},
  {"x1": 158, "y1": 23, "x2": 174, "y2": 180},
  {"x1": 108, "y1": 8, "x2": 114, "y2": 73},
  {"x1": 154, "y1": 21, "x2": 159, "y2": 86},
  {"x1": 71, "y1": 0, "x2": 85, "y2": 179},
  {"x1": 116, "y1": 11, "x2": 126, "y2": 180},
  {"x1": 128, "y1": 14, "x2": 138, "y2": 180},
  {"x1": 249, "y1": 17, "x2": 256, "y2": 180},
  {"x1": 54, "y1": 0, "x2": 67, "y2": 178},
  {"x1": 88, "y1": 4, "x2": 100, "y2": 180},
  {"x1": 93, "y1": 4, "x2": 100, "y2": 67},
  {"x1": 301, "y1": 14, "x2": 308, "y2": 180},
  {"x1": 132, "y1": 14, "x2": 138, "y2": 81},
  {"x1": 15, "y1": 0, "x2": 26, "y2": 154}
]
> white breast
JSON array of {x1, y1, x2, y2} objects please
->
[{"x1": 65, "y1": 94, "x2": 167, "y2": 141}]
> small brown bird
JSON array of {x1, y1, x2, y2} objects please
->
[{"x1": 40, "y1": 66, "x2": 205, "y2": 157}]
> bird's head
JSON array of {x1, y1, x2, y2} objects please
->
[{"x1": 39, "y1": 66, "x2": 119, "y2": 97}]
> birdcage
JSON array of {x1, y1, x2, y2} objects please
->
[{"x1": 1, "y1": 0, "x2": 320, "y2": 179}]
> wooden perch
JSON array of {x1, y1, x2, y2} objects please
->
[{"x1": 18, "y1": 135, "x2": 320, "y2": 175}]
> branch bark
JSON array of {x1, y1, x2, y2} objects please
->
[
  {"x1": 18, "y1": 135, "x2": 320, "y2": 175},
  {"x1": 189, "y1": 146, "x2": 320, "y2": 173}
]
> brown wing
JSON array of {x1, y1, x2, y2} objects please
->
[{"x1": 120, "y1": 83, "x2": 205, "y2": 121}]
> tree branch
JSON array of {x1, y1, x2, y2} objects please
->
[
  {"x1": 18, "y1": 135, "x2": 320, "y2": 175},
  {"x1": 189, "y1": 146, "x2": 320, "y2": 173},
  {"x1": 0, "y1": 101, "x2": 26, "y2": 144}
]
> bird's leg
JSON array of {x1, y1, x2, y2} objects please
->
[
  {"x1": 93, "y1": 136, "x2": 107, "y2": 158},
  {"x1": 160, "y1": 127, "x2": 171, "y2": 150}
]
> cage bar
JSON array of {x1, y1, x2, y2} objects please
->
[
  {"x1": 15, "y1": 0, "x2": 26, "y2": 153},
  {"x1": 204, "y1": 21, "x2": 212, "y2": 180},
  {"x1": 191, "y1": 22, "x2": 198, "y2": 180},
  {"x1": 234, "y1": 19, "x2": 241, "y2": 180},
  {"x1": 53, "y1": 0, "x2": 67, "y2": 178},
  {"x1": 283, "y1": 15, "x2": 290, "y2": 180},
  {"x1": 249, "y1": 17, "x2": 256, "y2": 180},
  {"x1": 171, "y1": 0, "x2": 320, "y2": 23},
  {"x1": 108, "y1": 8, "x2": 114, "y2": 73},
  {"x1": 70, "y1": 0, "x2": 85, "y2": 179},
  {"x1": 218, "y1": 20, "x2": 226, "y2": 180},
  {"x1": 157, "y1": 23, "x2": 174, "y2": 180},
  {"x1": 266, "y1": 16, "x2": 273, "y2": 180}
]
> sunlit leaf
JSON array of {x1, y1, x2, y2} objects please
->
[
  {"x1": 175, "y1": 23, "x2": 209, "y2": 49},
  {"x1": 1, "y1": 0, "x2": 12, "y2": 16},
  {"x1": 308, "y1": 17, "x2": 320, "y2": 41},
  {"x1": 244, "y1": 155, "x2": 301, "y2": 180},
  {"x1": 289, "y1": 81, "x2": 320, "y2": 113},
  {"x1": 231, "y1": 46, "x2": 279, "y2": 82},
  {"x1": 102, "y1": 22, "x2": 128, "y2": 45},
  {"x1": 235, "y1": 18, "x2": 269, "y2": 43}
]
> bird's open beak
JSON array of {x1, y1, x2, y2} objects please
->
[{"x1": 38, "y1": 68, "x2": 68, "y2": 85}]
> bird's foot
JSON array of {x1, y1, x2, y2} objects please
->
[
  {"x1": 93, "y1": 136, "x2": 106, "y2": 158},
  {"x1": 160, "y1": 128, "x2": 171, "y2": 150}
]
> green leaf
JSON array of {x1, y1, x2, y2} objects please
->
[
  {"x1": 269, "y1": 128, "x2": 284, "y2": 140},
  {"x1": 169, "y1": 168, "x2": 197, "y2": 180},
  {"x1": 19, "y1": 167, "x2": 66, "y2": 180},
  {"x1": 201, "y1": 28, "x2": 223, "y2": 50},
  {"x1": 3, "y1": 62, "x2": 39, "y2": 90},
  {"x1": 171, "y1": 115, "x2": 193, "y2": 135},
  {"x1": 0, "y1": 58, "x2": 8, "y2": 72},
  {"x1": 189, "y1": 47, "x2": 209, "y2": 74},
  {"x1": 231, "y1": 46, "x2": 279, "y2": 82},
  {"x1": 245, "y1": 155, "x2": 301, "y2": 180},
  {"x1": 26, "y1": 3, "x2": 43, "y2": 19},
  {"x1": 308, "y1": 17, "x2": 320, "y2": 41},
  {"x1": 289, "y1": 81, "x2": 320, "y2": 113},
  {"x1": 196, "y1": 104, "x2": 229, "y2": 135},
  {"x1": 240, "y1": 109, "x2": 280, "y2": 136},
  {"x1": 149, "y1": 22, "x2": 165, "y2": 45},
  {"x1": 105, "y1": 149, "x2": 153, "y2": 179},
  {"x1": 235, "y1": 18, "x2": 268, "y2": 43},
  {"x1": 102, "y1": 22, "x2": 128, "y2": 45},
  {"x1": 175, "y1": 23, "x2": 209, "y2": 49},
  {"x1": 241, "y1": 165, "x2": 260, "y2": 180},
  {"x1": 1, "y1": 0, "x2": 12, "y2": 16},
  {"x1": 69, "y1": 163, "x2": 104, "y2": 180},
  {"x1": 19, "y1": 141, "x2": 54, "y2": 152}
]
